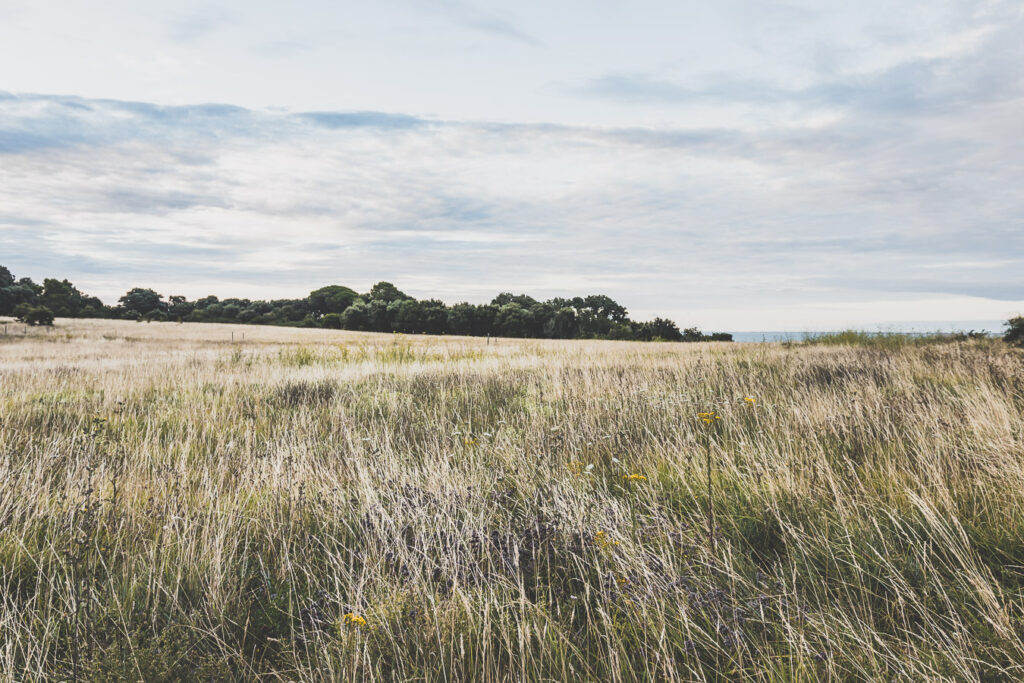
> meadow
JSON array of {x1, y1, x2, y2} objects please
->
[{"x1": 1, "y1": 318, "x2": 1022, "y2": 681}]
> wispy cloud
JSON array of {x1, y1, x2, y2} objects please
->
[
  {"x1": 2, "y1": 1, "x2": 1022, "y2": 330},
  {"x1": 572, "y1": 4, "x2": 1024, "y2": 124}
]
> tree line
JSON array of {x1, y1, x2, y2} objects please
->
[{"x1": 0, "y1": 264, "x2": 733, "y2": 341}]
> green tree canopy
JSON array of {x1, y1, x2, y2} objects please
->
[
  {"x1": 0, "y1": 264, "x2": 728, "y2": 342},
  {"x1": 1005, "y1": 316, "x2": 1024, "y2": 347},
  {"x1": 40, "y1": 278, "x2": 89, "y2": 317},
  {"x1": 119, "y1": 288, "x2": 164, "y2": 318},
  {"x1": 368, "y1": 282, "x2": 410, "y2": 304},
  {"x1": 14, "y1": 303, "x2": 54, "y2": 326},
  {"x1": 309, "y1": 285, "x2": 358, "y2": 316}
]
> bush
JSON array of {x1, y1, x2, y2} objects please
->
[
  {"x1": 14, "y1": 304, "x2": 55, "y2": 326},
  {"x1": 321, "y1": 312, "x2": 343, "y2": 329},
  {"x1": 1005, "y1": 316, "x2": 1024, "y2": 347}
]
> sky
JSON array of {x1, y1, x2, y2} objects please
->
[{"x1": 1, "y1": 0, "x2": 1022, "y2": 330}]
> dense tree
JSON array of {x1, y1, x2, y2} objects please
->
[
  {"x1": 0, "y1": 270, "x2": 42, "y2": 316},
  {"x1": 168, "y1": 295, "x2": 193, "y2": 319},
  {"x1": 419, "y1": 299, "x2": 450, "y2": 335},
  {"x1": 309, "y1": 285, "x2": 358, "y2": 317},
  {"x1": 389, "y1": 299, "x2": 424, "y2": 333},
  {"x1": 549, "y1": 306, "x2": 578, "y2": 338},
  {"x1": 491, "y1": 292, "x2": 538, "y2": 308},
  {"x1": 582, "y1": 294, "x2": 628, "y2": 323},
  {"x1": 447, "y1": 303, "x2": 475, "y2": 336},
  {"x1": 0, "y1": 263, "x2": 732, "y2": 341},
  {"x1": 496, "y1": 303, "x2": 533, "y2": 337},
  {"x1": 14, "y1": 303, "x2": 54, "y2": 326},
  {"x1": 368, "y1": 282, "x2": 409, "y2": 304},
  {"x1": 321, "y1": 312, "x2": 343, "y2": 329},
  {"x1": 40, "y1": 278, "x2": 91, "y2": 317},
  {"x1": 1005, "y1": 316, "x2": 1024, "y2": 347},
  {"x1": 0, "y1": 282, "x2": 20, "y2": 316},
  {"x1": 339, "y1": 301, "x2": 371, "y2": 331},
  {"x1": 681, "y1": 327, "x2": 705, "y2": 342},
  {"x1": 119, "y1": 288, "x2": 165, "y2": 318},
  {"x1": 366, "y1": 299, "x2": 392, "y2": 332},
  {"x1": 642, "y1": 318, "x2": 684, "y2": 341}
]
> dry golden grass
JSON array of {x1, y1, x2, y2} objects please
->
[{"x1": 1, "y1": 317, "x2": 1023, "y2": 680}]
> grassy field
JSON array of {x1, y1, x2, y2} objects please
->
[{"x1": 1, "y1": 318, "x2": 1023, "y2": 681}]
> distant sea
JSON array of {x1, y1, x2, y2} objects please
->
[{"x1": 728, "y1": 320, "x2": 1008, "y2": 343}]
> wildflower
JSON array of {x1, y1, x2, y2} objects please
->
[
  {"x1": 463, "y1": 437, "x2": 478, "y2": 446},
  {"x1": 697, "y1": 411, "x2": 721, "y2": 425},
  {"x1": 342, "y1": 613, "x2": 367, "y2": 627},
  {"x1": 622, "y1": 473, "x2": 647, "y2": 481},
  {"x1": 743, "y1": 396, "x2": 756, "y2": 403},
  {"x1": 594, "y1": 530, "x2": 618, "y2": 549}
]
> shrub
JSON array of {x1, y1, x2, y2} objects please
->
[
  {"x1": 14, "y1": 304, "x2": 55, "y2": 326},
  {"x1": 321, "y1": 312, "x2": 343, "y2": 329},
  {"x1": 1005, "y1": 316, "x2": 1024, "y2": 347}
]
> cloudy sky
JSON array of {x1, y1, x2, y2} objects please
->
[{"x1": 1, "y1": 0, "x2": 1021, "y2": 330}]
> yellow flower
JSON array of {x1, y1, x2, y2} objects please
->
[
  {"x1": 463, "y1": 437, "x2": 478, "y2": 446},
  {"x1": 622, "y1": 473, "x2": 647, "y2": 481},
  {"x1": 743, "y1": 397, "x2": 756, "y2": 404},
  {"x1": 342, "y1": 613, "x2": 367, "y2": 627}
]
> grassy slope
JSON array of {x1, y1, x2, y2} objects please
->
[{"x1": 1, "y1": 319, "x2": 1023, "y2": 681}]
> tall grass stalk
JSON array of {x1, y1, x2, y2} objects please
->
[{"x1": 0, "y1": 318, "x2": 1021, "y2": 680}]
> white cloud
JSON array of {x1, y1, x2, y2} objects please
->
[{"x1": 1, "y1": 1, "x2": 1022, "y2": 329}]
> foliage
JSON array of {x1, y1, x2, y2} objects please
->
[
  {"x1": 40, "y1": 278, "x2": 103, "y2": 317},
  {"x1": 118, "y1": 287, "x2": 165, "y2": 318},
  {"x1": 13, "y1": 303, "x2": 55, "y2": 326},
  {"x1": 320, "y1": 312, "x2": 343, "y2": 329},
  {"x1": 1005, "y1": 316, "x2": 1024, "y2": 347},
  {"x1": 368, "y1": 281, "x2": 410, "y2": 303},
  {"x1": 0, "y1": 264, "x2": 731, "y2": 342},
  {"x1": 309, "y1": 285, "x2": 358, "y2": 317},
  {"x1": 0, "y1": 270, "x2": 43, "y2": 316}
]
